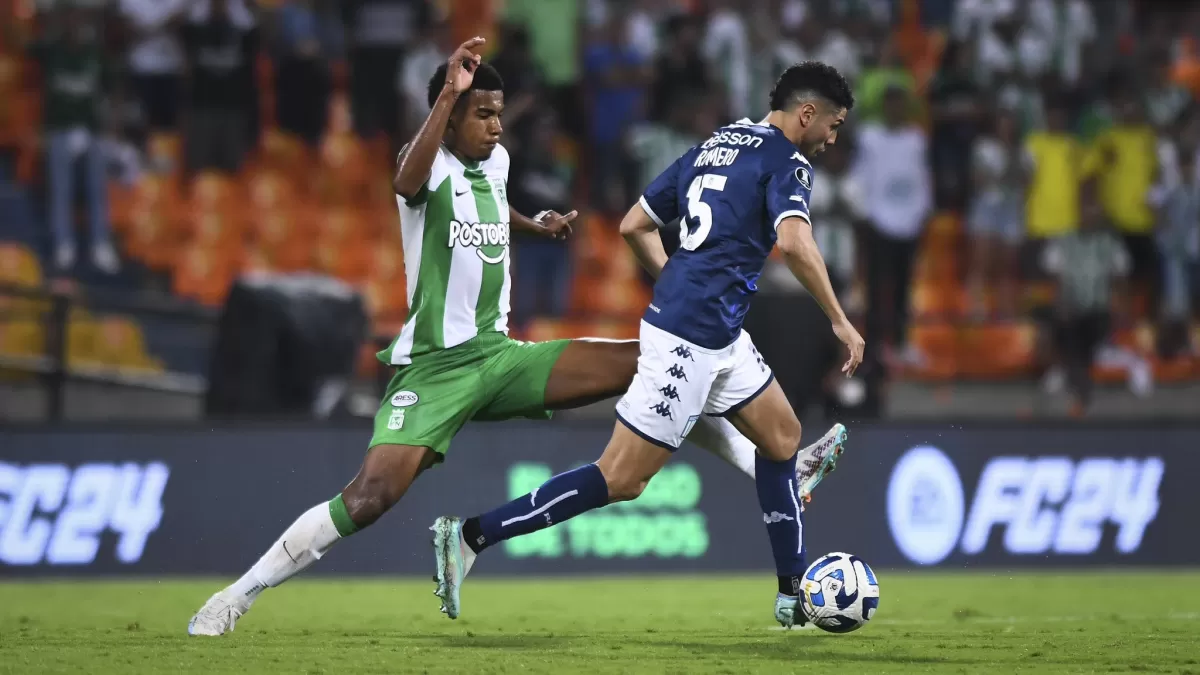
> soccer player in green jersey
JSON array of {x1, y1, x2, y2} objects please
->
[{"x1": 188, "y1": 38, "x2": 847, "y2": 636}]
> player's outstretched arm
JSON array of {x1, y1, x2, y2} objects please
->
[
  {"x1": 393, "y1": 37, "x2": 485, "y2": 199},
  {"x1": 777, "y1": 216, "x2": 864, "y2": 375},
  {"x1": 619, "y1": 201, "x2": 669, "y2": 278}
]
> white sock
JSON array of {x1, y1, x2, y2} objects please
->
[
  {"x1": 226, "y1": 502, "x2": 342, "y2": 606},
  {"x1": 688, "y1": 415, "x2": 757, "y2": 478}
]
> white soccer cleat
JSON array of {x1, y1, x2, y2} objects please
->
[
  {"x1": 795, "y1": 423, "x2": 848, "y2": 504},
  {"x1": 187, "y1": 591, "x2": 246, "y2": 636}
]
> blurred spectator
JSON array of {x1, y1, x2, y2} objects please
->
[
  {"x1": 649, "y1": 14, "x2": 710, "y2": 123},
  {"x1": 510, "y1": 111, "x2": 573, "y2": 326},
  {"x1": 927, "y1": 40, "x2": 984, "y2": 209},
  {"x1": 396, "y1": 16, "x2": 445, "y2": 140},
  {"x1": 623, "y1": 0, "x2": 661, "y2": 62},
  {"x1": 1023, "y1": 101, "x2": 1084, "y2": 275},
  {"x1": 181, "y1": 0, "x2": 259, "y2": 175},
  {"x1": 488, "y1": 24, "x2": 542, "y2": 146},
  {"x1": 855, "y1": 38, "x2": 915, "y2": 123},
  {"x1": 1145, "y1": 51, "x2": 1191, "y2": 131},
  {"x1": 1042, "y1": 180, "x2": 1129, "y2": 411},
  {"x1": 503, "y1": 0, "x2": 581, "y2": 135},
  {"x1": 1088, "y1": 95, "x2": 1159, "y2": 312},
  {"x1": 342, "y1": 0, "x2": 424, "y2": 141},
  {"x1": 746, "y1": 6, "x2": 805, "y2": 118},
  {"x1": 855, "y1": 86, "x2": 933, "y2": 367},
  {"x1": 119, "y1": 0, "x2": 189, "y2": 133},
  {"x1": 627, "y1": 91, "x2": 709, "y2": 206},
  {"x1": 274, "y1": 0, "x2": 342, "y2": 147},
  {"x1": 1156, "y1": 148, "x2": 1200, "y2": 355},
  {"x1": 703, "y1": 0, "x2": 750, "y2": 120},
  {"x1": 764, "y1": 139, "x2": 862, "y2": 300},
  {"x1": 966, "y1": 110, "x2": 1025, "y2": 317},
  {"x1": 32, "y1": 4, "x2": 119, "y2": 273},
  {"x1": 583, "y1": 12, "x2": 649, "y2": 213}
]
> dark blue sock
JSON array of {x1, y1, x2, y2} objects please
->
[
  {"x1": 755, "y1": 452, "x2": 806, "y2": 594},
  {"x1": 466, "y1": 464, "x2": 609, "y2": 553}
]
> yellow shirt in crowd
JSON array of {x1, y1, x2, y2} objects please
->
[
  {"x1": 1024, "y1": 132, "x2": 1088, "y2": 238},
  {"x1": 1087, "y1": 125, "x2": 1157, "y2": 234}
]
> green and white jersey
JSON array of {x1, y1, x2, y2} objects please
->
[{"x1": 385, "y1": 144, "x2": 512, "y2": 365}]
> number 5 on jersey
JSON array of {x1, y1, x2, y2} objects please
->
[{"x1": 682, "y1": 174, "x2": 727, "y2": 251}]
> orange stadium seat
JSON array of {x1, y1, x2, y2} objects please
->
[
  {"x1": 361, "y1": 276, "x2": 408, "y2": 321},
  {"x1": 315, "y1": 237, "x2": 370, "y2": 283},
  {"x1": 368, "y1": 242, "x2": 405, "y2": 282},
  {"x1": 905, "y1": 322, "x2": 959, "y2": 381},
  {"x1": 124, "y1": 209, "x2": 180, "y2": 271},
  {"x1": 173, "y1": 246, "x2": 233, "y2": 306},
  {"x1": 956, "y1": 322, "x2": 1037, "y2": 378}
]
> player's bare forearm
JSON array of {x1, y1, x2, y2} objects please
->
[
  {"x1": 620, "y1": 203, "x2": 668, "y2": 278},
  {"x1": 393, "y1": 86, "x2": 459, "y2": 199},
  {"x1": 776, "y1": 217, "x2": 847, "y2": 325}
]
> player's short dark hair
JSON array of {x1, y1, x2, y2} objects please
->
[
  {"x1": 769, "y1": 61, "x2": 855, "y2": 113},
  {"x1": 427, "y1": 61, "x2": 504, "y2": 110}
]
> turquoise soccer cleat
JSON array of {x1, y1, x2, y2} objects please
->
[
  {"x1": 775, "y1": 593, "x2": 805, "y2": 629},
  {"x1": 796, "y1": 423, "x2": 848, "y2": 504},
  {"x1": 431, "y1": 516, "x2": 469, "y2": 619}
]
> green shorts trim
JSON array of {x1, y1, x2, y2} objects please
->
[{"x1": 368, "y1": 332, "x2": 570, "y2": 458}]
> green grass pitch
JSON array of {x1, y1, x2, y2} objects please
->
[{"x1": 3, "y1": 572, "x2": 1199, "y2": 674}]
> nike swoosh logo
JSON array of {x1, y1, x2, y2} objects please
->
[
  {"x1": 455, "y1": 189, "x2": 469, "y2": 197},
  {"x1": 789, "y1": 195, "x2": 807, "y2": 204}
]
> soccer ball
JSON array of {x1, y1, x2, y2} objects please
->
[{"x1": 798, "y1": 552, "x2": 880, "y2": 633}]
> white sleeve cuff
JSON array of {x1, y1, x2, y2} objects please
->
[
  {"x1": 773, "y1": 210, "x2": 811, "y2": 230},
  {"x1": 639, "y1": 196, "x2": 666, "y2": 228}
]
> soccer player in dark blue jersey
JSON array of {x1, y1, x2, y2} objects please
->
[{"x1": 432, "y1": 62, "x2": 864, "y2": 628}]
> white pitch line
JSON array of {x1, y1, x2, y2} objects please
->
[{"x1": 767, "y1": 611, "x2": 1200, "y2": 631}]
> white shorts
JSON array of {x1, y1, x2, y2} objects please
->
[{"x1": 616, "y1": 320, "x2": 774, "y2": 450}]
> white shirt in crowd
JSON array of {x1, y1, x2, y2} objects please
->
[
  {"x1": 704, "y1": 8, "x2": 751, "y2": 120},
  {"x1": 852, "y1": 123, "x2": 933, "y2": 240},
  {"x1": 120, "y1": 0, "x2": 188, "y2": 75}
]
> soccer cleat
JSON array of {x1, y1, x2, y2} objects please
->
[
  {"x1": 431, "y1": 516, "x2": 476, "y2": 619},
  {"x1": 187, "y1": 591, "x2": 246, "y2": 636},
  {"x1": 774, "y1": 593, "x2": 806, "y2": 629},
  {"x1": 795, "y1": 423, "x2": 848, "y2": 504}
]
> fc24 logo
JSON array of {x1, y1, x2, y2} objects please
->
[{"x1": 0, "y1": 462, "x2": 169, "y2": 566}]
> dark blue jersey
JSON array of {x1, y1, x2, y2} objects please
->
[{"x1": 638, "y1": 120, "x2": 814, "y2": 349}]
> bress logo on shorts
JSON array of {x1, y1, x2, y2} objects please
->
[
  {"x1": 961, "y1": 456, "x2": 1163, "y2": 556},
  {"x1": 0, "y1": 462, "x2": 169, "y2": 566},
  {"x1": 448, "y1": 219, "x2": 509, "y2": 264}
]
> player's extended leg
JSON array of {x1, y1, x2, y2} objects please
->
[
  {"x1": 189, "y1": 342, "x2": 486, "y2": 636},
  {"x1": 536, "y1": 338, "x2": 846, "y2": 492},
  {"x1": 187, "y1": 444, "x2": 438, "y2": 636},
  {"x1": 723, "y1": 378, "x2": 825, "y2": 629},
  {"x1": 432, "y1": 422, "x2": 672, "y2": 618}
]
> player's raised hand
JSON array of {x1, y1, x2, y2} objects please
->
[
  {"x1": 535, "y1": 209, "x2": 578, "y2": 240},
  {"x1": 446, "y1": 37, "x2": 486, "y2": 95},
  {"x1": 833, "y1": 319, "x2": 865, "y2": 377}
]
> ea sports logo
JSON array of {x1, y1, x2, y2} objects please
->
[{"x1": 887, "y1": 445, "x2": 964, "y2": 565}]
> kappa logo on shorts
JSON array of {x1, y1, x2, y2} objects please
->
[
  {"x1": 387, "y1": 409, "x2": 406, "y2": 430},
  {"x1": 671, "y1": 345, "x2": 694, "y2": 361},
  {"x1": 658, "y1": 384, "x2": 681, "y2": 401},
  {"x1": 391, "y1": 391, "x2": 419, "y2": 407},
  {"x1": 665, "y1": 364, "x2": 688, "y2": 381},
  {"x1": 650, "y1": 402, "x2": 674, "y2": 419}
]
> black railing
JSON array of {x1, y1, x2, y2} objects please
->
[{"x1": 0, "y1": 282, "x2": 216, "y2": 420}]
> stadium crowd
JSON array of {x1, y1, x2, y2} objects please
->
[{"x1": 1, "y1": 0, "x2": 1199, "y2": 412}]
